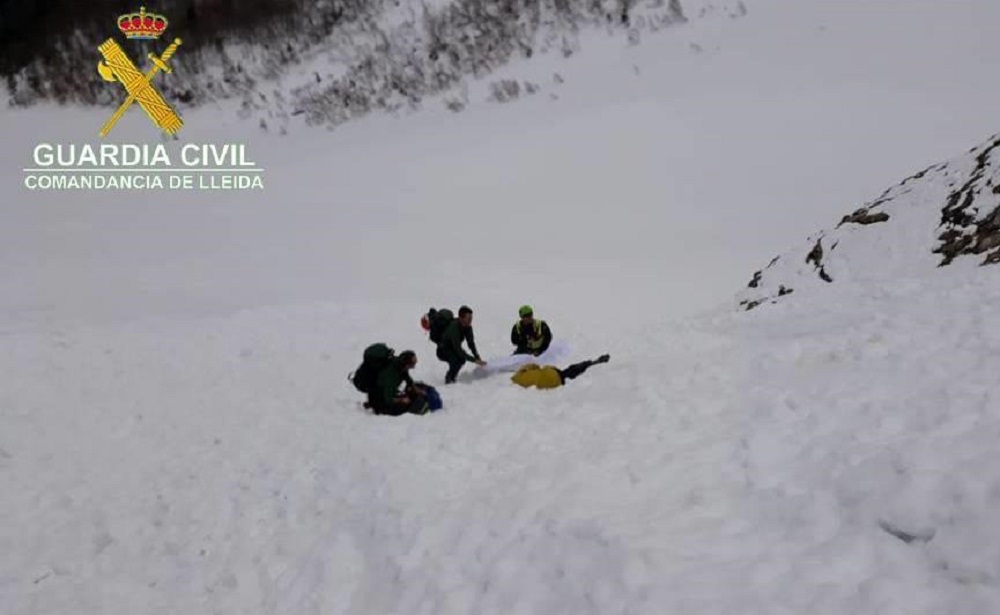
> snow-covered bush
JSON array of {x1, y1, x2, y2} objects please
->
[{"x1": 2, "y1": 0, "x2": 695, "y2": 129}]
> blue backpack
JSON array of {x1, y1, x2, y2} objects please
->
[{"x1": 424, "y1": 385, "x2": 443, "y2": 411}]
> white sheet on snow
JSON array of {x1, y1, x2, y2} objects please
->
[{"x1": 476, "y1": 339, "x2": 572, "y2": 374}]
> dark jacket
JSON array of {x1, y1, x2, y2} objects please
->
[
  {"x1": 368, "y1": 361, "x2": 414, "y2": 413},
  {"x1": 439, "y1": 319, "x2": 480, "y2": 362},
  {"x1": 511, "y1": 320, "x2": 552, "y2": 355}
]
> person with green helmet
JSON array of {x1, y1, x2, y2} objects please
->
[{"x1": 510, "y1": 305, "x2": 553, "y2": 356}]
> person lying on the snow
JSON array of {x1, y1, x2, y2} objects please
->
[
  {"x1": 510, "y1": 304, "x2": 553, "y2": 356},
  {"x1": 367, "y1": 350, "x2": 432, "y2": 415},
  {"x1": 511, "y1": 354, "x2": 610, "y2": 389},
  {"x1": 434, "y1": 305, "x2": 486, "y2": 383}
]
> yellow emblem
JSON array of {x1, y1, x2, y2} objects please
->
[{"x1": 97, "y1": 7, "x2": 183, "y2": 138}]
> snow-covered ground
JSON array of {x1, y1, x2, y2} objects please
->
[
  {"x1": 3, "y1": 0, "x2": 1000, "y2": 613},
  {"x1": 4, "y1": 262, "x2": 999, "y2": 614}
]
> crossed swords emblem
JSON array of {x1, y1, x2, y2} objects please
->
[{"x1": 97, "y1": 37, "x2": 183, "y2": 137}]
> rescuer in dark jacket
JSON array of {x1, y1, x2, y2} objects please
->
[
  {"x1": 368, "y1": 350, "x2": 430, "y2": 416},
  {"x1": 436, "y1": 305, "x2": 485, "y2": 383}
]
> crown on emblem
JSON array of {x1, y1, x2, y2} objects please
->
[{"x1": 117, "y1": 7, "x2": 168, "y2": 40}]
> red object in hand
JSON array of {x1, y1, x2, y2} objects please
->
[{"x1": 420, "y1": 314, "x2": 430, "y2": 331}]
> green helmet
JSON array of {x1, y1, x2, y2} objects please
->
[{"x1": 518, "y1": 305, "x2": 533, "y2": 317}]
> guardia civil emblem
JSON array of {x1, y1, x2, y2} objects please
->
[{"x1": 97, "y1": 7, "x2": 184, "y2": 137}]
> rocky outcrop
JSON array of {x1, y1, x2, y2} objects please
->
[
  {"x1": 933, "y1": 138, "x2": 1000, "y2": 266},
  {"x1": 738, "y1": 135, "x2": 1000, "y2": 311}
]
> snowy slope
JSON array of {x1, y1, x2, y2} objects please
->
[
  {"x1": 3, "y1": 0, "x2": 703, "y2": 127},
  {"x1": 3, "y1": 0, "x2": 1000, "y2": 614},
  {"x1": 738, "y1": 135, "x2": 1000, "y2": 310},
  {"x1": 3, "y1": 255, "x2": 999, "y2": 615},
  {"x1": 4, "y1": 0, "x2": 1000, "y2": 330}
]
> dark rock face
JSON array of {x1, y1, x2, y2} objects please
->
[
  {"x1": 840, "y1": 209, "x2": 890, "y2": 226},
  {"x1": 805, "y1": 239, "x2": 833, "y2": 283},
  {"x1": 933, "y1": 137, "x2": 1000, "y2": 266}
]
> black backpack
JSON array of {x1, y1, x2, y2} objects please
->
[
  {"x1": 349, "y1": 343, "x2": 395, "y2": 394},
  {"x1": 427, "y1": 308, "x2": 454, "y2": 344}
]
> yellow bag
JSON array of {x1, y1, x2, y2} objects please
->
[{"x1": 511, "y1": 364, "x2": 563, "y2": 389}]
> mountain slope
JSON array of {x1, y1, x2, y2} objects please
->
[
  {"x1": 2, "y1": 0, "x2": 704, "y2": 131},
  {"x1": 738, "y1": 135, "x2": 1000, "y2": 311},
  {"x1": 4, "y1": 1, "x2": 1000, "y2": 613},
  {"x1": 3, "y1": 238, "x2": 999, "y2": 615}
]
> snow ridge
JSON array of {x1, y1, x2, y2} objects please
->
[{"x1": 738, "y1": 134, "x2": 1000, "y2": 311}]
